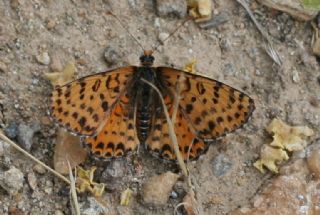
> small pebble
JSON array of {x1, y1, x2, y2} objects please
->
[
  {"x1": 46, "y1": 19, "x2": 56, "y2": 30},
  {"x1": 54, "y1": 210, "x2": 64, "y2": 215},
  {"x1": 17, "y1": 123, "x2": 41, "y2": 151},
  {"x1": 36, "y1": 52, "x2": 51, "y2": 65},
  {"x1": 81, "y1": 197, "x2": 109, "y2": 215},
  {"x1": 211, "y1": 153, "x2": 233, "y2": 177},
  {"x1": 307, "y1": 147, "x2": 320, "y2": 178},
  {"x1": 4, "y1": 122, "x2": 19, "y2": 139},
  {"x1": 33, "y1": 164, "x2": 46, "y2": 174},
  {"x1": 155, "y1": 0, "x2": 187, "y2": 18},
  {"x1": 142, "y1": 171, "x2": 179, "y2": 206},
  {"x1": 0, "y1": 61, "x2": 7, "y2": 73},
  {"x1": 104, "y1": 45, "x2": 121, "y2": 65},
  {"x1": 0, "y1": 166, "x2": 24, "y2": 195},
  {"x1": 27, "y1": 172, "x2": 37, "y2": 191},
  {"x1": 102, "y1": 160, "x2": 126, "y2": 179}
]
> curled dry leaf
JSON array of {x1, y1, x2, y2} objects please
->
[
  {"x1": 254, "y1": 145, "x2": 289, "y2": 173},
  {"x1": 53, "y1": 130, "x2": 87, "y2": 174},
  {"x1": 120, "y1": 188, "x2": 133, "y2": 206},
  {"x1": 254, "y1": 118, "x2": 314, "y2": 173},
  {"x1": 183, "y1": 60, "x2": 197, "y2": 74},
  {"x1": 187, "y1": 0, "x2": 212, "y2": 22},
  {"x1": 267, "y1": 118, "x2": 314, "y2": 152},
  {"x1": 44, "y1": 62, "x2": 76, "y2": 87},
  {"x1": 76, "y1": 166, "x2": 105, "y2": 197}
]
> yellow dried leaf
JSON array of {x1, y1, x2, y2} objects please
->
[
  {"x1": 76, "y1": 167, "x2": 105, "y2": 197},
  {"x1": 120, "y1": 188, "x2": 133, "y2": 206},
  {"x1": 254, "y1": 145, "x2": 289, "y2": 173},
  {"x1": 255, "y1": 118, "x2": 314, "y2": 173},
  {"x1": 187, "y1": 0, "x2": 212, "y2": 22},
  {"x1": 267, "y1": 118, "x2": 314, "y2": 151},
  {"x1": 183, "y1": 60, "x2": 197, "y2": 74},
  {"x1": 53, "y1": 130, "x2": 87, "y2": 174},
  {"x1": 44, "y1": 62, "x2": 76, "y2": 86}
]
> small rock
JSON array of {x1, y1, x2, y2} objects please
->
[
  {"x1": 156, "y1": 0, "x2": 187, "y2": 18},
  {"x1": 36, "y1": 52, "x2": 51, "y2": 65},
  {"x1": 158, "y1": 32, "x2": 170, "y2": 44},
  {"x1": 211, "y1": 153, "x2": 233, "y2": 177},
  {"x1": 307, "y1": 147, "x2": 320, "y2": 178},
  {"x1": 102, "y1": 159, "x2": 126, "y2": 179},
  {"x1": 81, "y1": 197, "x2": 109, "y2": 215},
  {"x1": 104, "y1": 45, "x2": 121, "y2": 65},
  {"x1": 0, "y1": 166, "x2": 24, "y2": 195},
  {"x1": 54, "y1": 210, "x2": 64, "y2": 215},
  {"x1": 27, "y1": 172, "x2": 37, "y2": 191},
  {"x1": 33, "y1": 164, "x2": 46, "y2": 174},
  {"x1": 4, "y1": 122, "x2": 19, "y2": 139},
  {"x1": 44, "y1": 180, "x2": 53, "y2": 195},
  {"x1": 46, "y1": 19, "x2": 56, "y2": 30},
  {"x1": 142, "y1": 171, "x2": 179, "y2": 206},
  {"x1": 101, "y1": 159, "x2": 127, "y2": 190},
  {"x1": 0, "y1": 61, "x2": 7, "y2": 73},
  {"x1": 292, "y1": 69, "x2": 300, "y2": 83},
  {"x1": 17, "y1": 123, "x2": 41, "y2": 151},
  {"x1": 50, "y1": 54, "x2": 63, "y2": 72}
]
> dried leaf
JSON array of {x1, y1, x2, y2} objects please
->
[
  {"x1": 76, "y1": 167, "x2": 105, "y2": 197},
  {"x1": 44, "y1": 62, "x2": 76, "y2": 87},
  {"x1": 187, "y1": 0, "x2": 212, "y2": 22},
  {"x1": 120, "y1": 188, "x2": 133, "y2": 206},
  {"x1": 53, "y1": 130, "x2": 87, "y2": 174}
]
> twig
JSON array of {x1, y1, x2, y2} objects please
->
[
  {"x1": 235, "y1": 0, "x2": 282, "y2": 66},
  {"x1": 68, "y1": 161, "x2": 81, "y2": 215},
  {"x1": 140, "y1": 78, "x2": 188, "y2": 178},
  {"x1": 0, "y1": 130, "x2": 70, "y2": 184},
  {"x1": 141, "y1": 78, "x2": 199, "y2": 214}
]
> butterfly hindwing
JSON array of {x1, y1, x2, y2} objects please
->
[
  {"x1": 84, "y1": 94, "x2": 139, "y2": 159},
  {"x1": 146, "y1": 95, "x2": 208, "y2": 161},
  {"x1": 50, "y1": 66, "x2": 136, "y2": 136},
  {"x1": 157, "y1": 67, "x2": 255, "y2": 140}
]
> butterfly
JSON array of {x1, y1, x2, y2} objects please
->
[{"x1": 49, "y1": 50, "x2": 255, "y2": 161}]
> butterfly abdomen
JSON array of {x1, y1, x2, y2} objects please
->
[{"x1": 137, "y1": 105, "x2": 151, "y2": 141}]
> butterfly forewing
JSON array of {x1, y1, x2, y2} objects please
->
[
  {"x1": 157, "y1": 67, "x2": 255, "y2": 140},
  {"x1": 50, "y1": 67, "x2": 136, "y2": 136}
]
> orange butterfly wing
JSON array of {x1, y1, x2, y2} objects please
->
[
  {"x1": 50, "y1": 67, "x2": 136, "y2": 136},
  {"x1": 146, "y1": 67, "x2": 254, "y2": 161},
  {"x1": 146, "y1": 98, "x2": 208, "y2": 161},
  {"x1": 84, "y1": 94, "x2": 139, "y2": 158},
  {"x1": 157, "y1": 67, "x2": 255, "y2": 140}
]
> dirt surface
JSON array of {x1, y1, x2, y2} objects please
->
[{"x1": 0, "y1": 0, "x2": 319, "y2": 214}]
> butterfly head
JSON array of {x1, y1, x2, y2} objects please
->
[{"x1": 140, "y1": 50, "x2": 154, "y2": 67}]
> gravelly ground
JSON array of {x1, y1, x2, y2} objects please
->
[{"x1": 0, "y1": 0, "x2": 319, "y2": 214}]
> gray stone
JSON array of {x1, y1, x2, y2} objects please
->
[
  {"x1": 156, "y1": 0, "x2": 187, "y2": 18},
  {"x1": 17, "y1": 123, "x2": 41, "y2": 150},
  {"x1": 0, "y1": 166, "x2": 24, "y2": 195},
  {"x1": 4, "y1": 122, "x2": 19, "y2": 139},
  {"x1": 211, "y1": 153, "x2": 233, "y2": 177}
]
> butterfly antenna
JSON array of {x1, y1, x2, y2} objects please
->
[
  {"x1": 153, "y1": 16, "x2": 193, "y2": 53},
  {"x1": 107, "y1": 11, "x2": 145, "y2": 52}
]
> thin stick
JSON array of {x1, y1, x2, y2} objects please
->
[
  {"x1": 140, "y1": 78, "x2": 188, "y2": 177},
  {"x1": 153, "y1": 17, "x2": 193, "y2": 53},
  {"x1": 0, "y1": 130, "x2": 70, "y2": 184},
  {"x1": 106, "y1": 11, "x2": 145, "y2": 52},
  {"x1": 235, "y1": 0, "x2": 282, "y2": 66},
  {"x1": 68, "y1": 161, "x2": 80, "y2": 215}
]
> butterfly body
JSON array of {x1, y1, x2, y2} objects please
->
[{"x1": 50, "y1": 50, "x2": 255, "y2": 161}]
